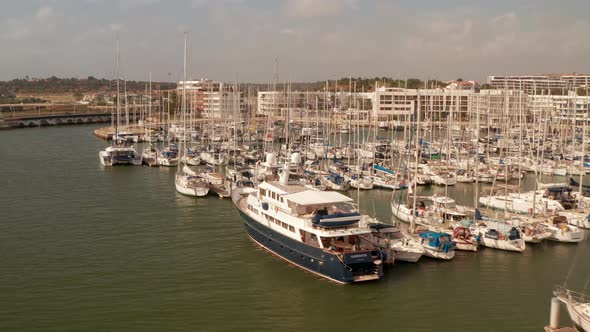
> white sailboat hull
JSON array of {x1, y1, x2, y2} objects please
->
[
  {"x1": 547, "y1": 228, "x2": 585, "y2": 243},
  {"x1": 454, "y1": 241, "x2": 478, "y2": 251},
  {"x1": 98, "y1": 151, "x2": 111, "y2": 167},
  {"x1": 422, "y1": 246, "x2": 455, "y2": 260},
  {"x1": 175, "y1": 177, "x2": 209, "y2": 197},
  {"x1": 392, "y1": 250, "x2": 423, "y2": 262},
  {"x1": 478, "y1": 237, "x2": 525, "y2": 252},
  {"x1": 522, "y1": 232, "x2": 552, "y2": 243},
  {"x1": 158, "y1": 157, "x2": 179, "y2": 167}
]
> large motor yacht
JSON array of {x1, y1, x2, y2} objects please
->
[{"x1": 232, "y1": 163, "x2": 383, "y2": 284}]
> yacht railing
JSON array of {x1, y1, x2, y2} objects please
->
[{"x1": 554, "y1": 285, "x2": 590, "y2": 304}]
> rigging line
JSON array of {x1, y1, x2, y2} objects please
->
[
  {"x1": 583, "y1": 273, "x2": 590, "y2": 292},
  {"x1": 563, "y1": 244, "x2": 582, "y2": 289}
]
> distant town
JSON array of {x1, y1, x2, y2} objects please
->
[{"x1": 1, "y1": 73, "x2": 589, "y2": 129}]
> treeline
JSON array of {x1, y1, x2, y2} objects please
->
[
  {"x1": 241, "y1": 77, "x2": 453, "y2": 92},
  {"x1": 0, "y1": 76, "x2": 177, "y2": 95},
  {"x1": 1, "y1": 75, "x2": 469, "y2": 98}
]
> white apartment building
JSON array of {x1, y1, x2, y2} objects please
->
[
  {"x1": 177, "y1": 80, "x2": 245, "y2": 119},
  {"x1": 487, "y1": 75, "x2": 567, "y2": 94},
  {"x1": 256, "y1": 86, "x2": 589, "y2": 127},
  {"x1": 257, "y1": 91, "x2": 373, "y2": 117},
  {"x1": 372, "y1": 87, "x2": 472, "y2": 123},
  {"x1": 559, "y1": 75, "x2": 590, "y2": 88},
  {"x1": 528, "y1": 93, "x2": 590, "y2": 124},
  {"x1": 487, "y1": 74, "x2": 590, "y2": 93}
]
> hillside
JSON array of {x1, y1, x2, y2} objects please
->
[{"x1": 0, "y1": 76, "x2": 176, "y2": 104}]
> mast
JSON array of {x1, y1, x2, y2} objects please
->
[
  {"x1": 178, "y1": 31, "x2": 188, "y2": 174},
  {"x1": 115, "y1": 37, "x2": 120, "y2": 140},
  {"x1": 581, "y1": 78, "x2": 589, "y2": 199},
  {"x1": 474, "y1": 93, "x2": 480, "y2": 218},
  {"x1": 411, "y1": 89, "x2": 421, "y2": 233},
  {"x1": 124, "y1": 80, "x2": 129, "y2": 127},
  {"x1": 149, "y1": 72, "x2": 152, "y2": 124}
]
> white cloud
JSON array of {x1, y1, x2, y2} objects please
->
[
  {"x1": 36, "y1": 6, "x2": 54, "y2": 20},
  {"x1": 279, "y1": 28, "x2": 295, "y2": 35},
  {"x1": 119, "y1": 0, "x2": 160, "y2": 9},
  {"x1": 284, "y1": 0, "x2": 357, "y2": 18},
  {"x1": 492, "y1": 12, "x2": 517, "y2": 26},
  {"x1": 2, "y1": 19, "x2": 32, "y2": 41},
  {"x1": 109, "y1": 23, "x2": 122, "y2": 31},
  {"x1": 190, "y1": 0, "x2": 244, "y2": 9},
  {"x1": 190, "y1": 0, "x2": 207, "y2": 8}
]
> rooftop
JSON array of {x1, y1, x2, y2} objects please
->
[
  {"x1": 284, "y1": 190, "x2": 353, "y2": 206},
  {"x1": 260, "y1": 181, "x2": 308, "y2": 195}
]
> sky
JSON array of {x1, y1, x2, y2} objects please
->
[{"x1": 0, "y1": 0, "x2": 589, "y2": 83}]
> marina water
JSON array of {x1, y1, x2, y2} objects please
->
[{"x1": 2, "y1": 124, "x2": 589, "y2": 331}]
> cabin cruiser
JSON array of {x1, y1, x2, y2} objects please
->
[
  {"x1": 201, "y1": 148, "x2": 228, "y2": 166},
  {"x1": 545, "y1": 215, "x2": 584, "y2": 243},
  {"x1": 479, "y1": 188, "x2": 569, "y2": 215},
  {"x1": 232, "y1": 163, "x2": 383, "y2": 284},
  {"x1": 416, "y1": 230, "x2": 456, "y2": 260},
  {"x1": 446, "y1": 226, "x2": 478, "y2": 251},
  {"x1": 470, "y1": 212, "x2": 525, "y2": 252},
  {"x1": 321, "y1": 172, "x2": 351, "y2": 191},
  {"x1": 347, "y1": 174, "x2": 374, "y2": 190},
  {"x1": 300, "y1": 176, "x2": 326, "y2": 191},
  {"x1": 182, "y1": 147, "x2": 202, "y2": 166},
  {"x1": 483, "y1": 186, "x2": 590, "y2": 228},
  {"x1": 505, "y1": 219, "x2": 552, "y2": 243},
  {"x1": 430, "y1": 171, "x2": 457, "y2": 186},
  {"x1": 371, "y1": 174, "x2": 407, "y2": 190},
  {"x1": 158, "y1": 144, "x2": 179, "y2": 167},
  {"x1": 391, "y1": 195, "x2": 468, "y2": 226},
  {"x1": 391, "y1": 196, "x2": 477, "y2": 251},
  {"x1": 368, "y1": 223, "x2": 424, "y2": 263}
]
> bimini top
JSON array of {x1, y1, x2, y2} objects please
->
[
  {"x1": 545, "y1": 186, "x2": 572, "y2": 193},
  {"x1": 284, "y1": 190, "x2": 353, "y2": 206}
]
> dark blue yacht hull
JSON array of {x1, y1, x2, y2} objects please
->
[{"x1": 238, "y1": 210, "x2": 382, "y2": 284}]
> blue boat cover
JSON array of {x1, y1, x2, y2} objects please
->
[
  {"x1": 419, "y1": 231, "x2": 454, "y2": 252},
  {"x1": 373, "y1": 164, "x2": 395, "y2": 175}
]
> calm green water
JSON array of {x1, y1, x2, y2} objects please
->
[{"x1": 1, "y1": 124, "x2": 589, "y2": 331}]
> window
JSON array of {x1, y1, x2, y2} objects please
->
[
  {"x1": 281, "y1": 222, "x2": 288, "y2": 229},
  {"x1": 289, "y1": 225, "x2": 295, "y2": 232}
]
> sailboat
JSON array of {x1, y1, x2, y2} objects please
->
[
  {"x1": 174, "y1": 33, "x2": 210, "y2": 198},
  {"x1": 176, "y1": 165, "x2": 210, "y2": 197},
  {"x1": 158, "y1": 143, "x2": 179, "y2": 167},
  {"x1": 368, "y1": 223, "x2": 424, "y2": 263},
  {"x1": 98, "y1": 38, "x2": 141, "y2": 167},
  {"x1": 469, "y1": 210, "x2": 526, "y2": 252},
  {"x1": 392, "y1": 97, "x2": 455, "y2": 260},
  {"x1": 141, "y1": 145, "x2": 159, "y2": 166},
  {"x1": 554, "y1": 286, "x2": 590, "y2": 332}
]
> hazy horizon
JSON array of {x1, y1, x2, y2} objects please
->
[{"x1": 1, "y1": 0, "x2": 589, "y2": 83}]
